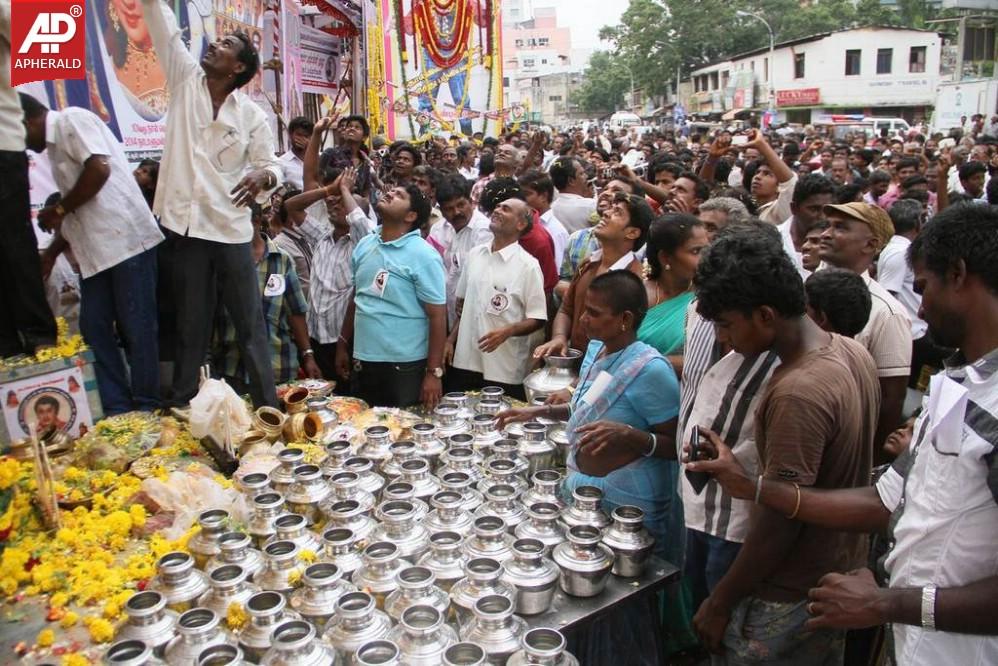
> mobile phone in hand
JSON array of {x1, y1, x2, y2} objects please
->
[
  {"x1": 685, "y1": 425, "x2": 711, "y2": 495},
  {"x1": 731, "y1": 135, "x2": 749, "y2": 146}
]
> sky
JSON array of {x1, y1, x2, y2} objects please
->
[{"x1": 537, "y1": 0, "x2": 625, "y2": 50}]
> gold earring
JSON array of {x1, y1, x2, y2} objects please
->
[
  {"x1": 109, "y1": 4, "x2": 121, "y2": 31},
  {"x1": 665, "y1": 263, "x2": 672, "y2": 271},
  {"x1": 621, "y1": 324, "x2": 626, "y2": 332}
]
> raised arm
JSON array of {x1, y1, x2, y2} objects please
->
[
  {"x1": 138, "y1": 0, "x2": 200, "y2": 88},
  {"x1": 304, "y1": 117, "x2": 334, "y2": 192}
]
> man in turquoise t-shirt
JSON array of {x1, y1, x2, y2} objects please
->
[{"x1": 336, "y1": 184, "x2": 447, "y2": 409}]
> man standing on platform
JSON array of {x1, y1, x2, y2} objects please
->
[{"x1": 141, "y1": 0, "x2": 282, "y2": 407}]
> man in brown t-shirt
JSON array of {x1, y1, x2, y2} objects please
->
[
  {"x1": 689, "y1": 226, "x2": 880, "y2": 664},
  {"x1": 533, "y1": 192, "x2": 652, "y2": 357}
]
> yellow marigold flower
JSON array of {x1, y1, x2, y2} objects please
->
[
  {"x1": 60, "y1": 611, "x2": 80, "y2": 628},
  {"x1": 0, "y1": 457, "x2": 25, "y2": 490},
  {"x1": 50, "y1": 592, "x2": 69, "y2": 608},
  {"x1": 84, "y1": 616, "x2": 114, "y2": 643},
  {"x1": 102, "y1": 600, "x2": 121, "y2": 619},
  {"x1": 299, "y1": 549, "x2": 317, "y2": 564},
  {"x1": 36, "y1": 629, "x2": 55, "y2": 648},
  {"x1": 225, "y1": 603, "x2": 248, "y2": 630},
  {"x1": 62, "y1": 653, "x2": 89, "y2": 666},
  {"x1": 287, "y1": 569, "x2": 302, "y2": 587}
]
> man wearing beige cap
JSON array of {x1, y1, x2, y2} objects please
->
[{"x1": 819, "y1": 202, "x2": 912, "y2": 458}]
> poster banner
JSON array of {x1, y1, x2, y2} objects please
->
[
  {"x1": 282, "y1": 0, "x2": 303, "y2": 119},
  {"x1": 379, "y1": 0, "x2": 502, "y2": 140},
  {"x1": 3, "y1": 366, "x2": 95, "y2": 439},
  {"x1": 300, "y1": 24, "x2": 340, "y2": 95}
]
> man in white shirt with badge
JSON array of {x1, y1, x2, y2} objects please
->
[
  {"x1": 446, "y1": 197, "x2": 547, "y2": 400},
  {"x1": 23, "y1": 94, "x2": 164, "y2": 415},
  {"x1": 430, "y1": 174, "x2": 493, "y2": 328},
  {"x1": 141, "y1": 0, "x2": 282, "y2": 408}
]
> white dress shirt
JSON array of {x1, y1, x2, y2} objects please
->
[
  {"x1": 877, "y1": 235, "x2": 927, "y2": 340},
  {"x1": 44, "y1": 109, "x2": 163, "y2": 278},
  {"x1": 141, "y1": 0, "x2": 281, "y2": 244},
  {"x1": 540, "y1": 209, "x2": 569, "y2": 270},
  {"x1": 777, "y1": 217, "x2": 810, "y2": 280},
  {"x1": 551, "y1": 192, "x2": 597, "y2": 234},
  {"x1": 0, "y1": 0, "x2": 25, "y2": 151},
  {"x1": 875, "y1": 349, "x2": 998, "y2": 666},
  {"x1": 301, "y1": 206, "x2": 373, "y2": 344},
  {"x1": 428, "y1": 209, "x2": 493, "y2": 327},
  {"x1": 277, "y1": 150, "x2": 304, "y2": 191},
  {"x1": 454, "y1": 242, "x2": 547, "y2": 385}
]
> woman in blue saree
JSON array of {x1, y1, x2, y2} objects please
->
[{"x1": 498, "y1": 269, "x2": 680, "y2": 664}]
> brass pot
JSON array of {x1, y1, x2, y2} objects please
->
[
  {"x1": 254, "y1": 407, "x2": 287, "y2": 443},
  {"x1": 240, "y1": 430, "x2": 271, "y2": 458},
  {"x1": 284, "y1": 387, "x2": 311, "y2": 415},
  {"x1": 283, "y1": 412, "x2": 324, "y2": 443}
]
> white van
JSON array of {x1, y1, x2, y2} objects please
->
[
  {"x1": 865, "y1": 117, "x2": 911, "y2": 138},
  {"x1": 608, "y1": 112, "x2": 642, "y2": 131}
]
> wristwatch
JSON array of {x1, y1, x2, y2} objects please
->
[{"x1": 426, "y1": 367, "x2": 444, "y2": 379}]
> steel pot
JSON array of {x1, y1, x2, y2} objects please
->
[
  {"x1": 252, "y1": 407, "x2": 286, "y2": 443},
  {"x1": 189, "y1": 509, "x2": 230, "y2": 569},
  {"x1": 388, "y1": 605, "x2": 458, "y2": 666},
  {"x1": 358, "y1": 425, "x2": 393, "y2": 464},
  {"x1": 601, "y1": 505, "x2": 655, "y2": 578},
  {"x1": 514, "y1": 503, "x2": 566, "y2": 553},
  {"x1": 442, "y1": 643, "x2": 488, "y2": 666},
  {"x1": 546, "y1": 427, "x2": 571, "y2": 468},
  {"x1": 238, "y1": 472, "x2": 271, "y2": 500},
  {"x1": 398, "y1": 458, "x2": 440, "y2": 503},
  {"x1": 516, "y1": 423, "x2": 557, "y2": 477},
  {"x1": 384, "y1": 566, "x2": 450, "y2": 622},
  {"x1": 433, "y1": 405, "x2": 470, "y2": 439},
  {"x1": 165, "y1": 608, "x2": 232, "y2": 666},
  {"x1": 410, "y1": 423, "x2": 447, "y2": 471},
  {"x1": 322, "y1": 592, "x2": 392, "y2": 663},
  {"x1": 485, "y1": 440, "x2": 529, "y2": 476},
  {"x1": 380, "y1": 441, "x2": 420, "y2": 481},
  {"x1": 353, "y1": 541, "x2": 411, "y2": 608},
  {"x1": 237, "y1": 592, "x2": 300, "y2": 662},
  {"x1": 265, "y1": 514, "x2": 321, "y2": 554},
  {"x1": 449, "y1": 558, "x2": 516, "y2": 629},
  {"x1": 284, "y1": 464, "x2": 330, "y2": 526},
  {"x1": 441, "y1": 392, "x2": 476, "y2": 421},
  {"x1": 282, "y1": 412, "x2": 324, "y2": 444},
  {"x1": 438, "y1": 446, "x2": 483, "y2": 483},
  {"x1": 469, "y1": 415, "x2": 503, "y2": 458},
  {"x1": 522, "y1": 350, "x2": 582, "y2": 404},
  {"x1": 289, "y1": 562, "x2": 356, "y2": 629},
  {"x1": 520, "y1": 471, "x2": 566, "y2": 512},
  {"x1": 321, "y1": 440, "x2": 354, "y2": 476},
  {"x1": 474, "y1": 485, "x2": 526, "y2": 532},
  {"x1": 474, "y1": 398, "x2": 504, "y2": 417},
  {"x1": 270, "y1": 449, "x2": 305, "y2": 496},
  {"x1": 459, "y1": 595, "x2": 527, "y2": 666},
  {"x1": 381, "y1": 482, "x2": 429, "y2": 521},
  {"x1": 500, "y1": 539, "x2": 559, "y2": 615},
  {"x1": 417, "y1": 531, "x2": 468, "y2": 592},
  {"x1": 320, "y1": 528, "x2": 363, "y2": 581},
  {"x1": 372, "y1": 500, "x2": 429, "y2": 560},
  {"x1": 323, "y1": 499, "x2": 377, "y2": 543},
  {"x1": 104, "y1": 640, "x2": 165, "y2": 665},
  {"x1": 424, "y1": 491, "x2": 474, "y2": 537},
  {"x1": 463, "y1": 516, "x2": 513, "y2": 563},
  {"x1": 477, "y1": 460, "x2": 527, "y2": 496},
  {"x1": 116, "y1": 591, "x2": 178, "y2": 656},
  {"x1": 552, "y1": 525, "x2": 614, "y2": 598},
  {"x1": 283, "y1": 386, "x2": 310, "y2": 414},
  {"x1": 256, "y1": 541, "x2": 305, "y2": 593},
  {"x1": 506, "y1": 628, "x2": 579, "y2": 666},
  {"x1": 353, "y1": 640, "x2": 401, "y2": 666},
  {"x1": 149, "y1": 551, "x2": 209, "y2": 613},
  {"x1": 438, "y1": 471, "x2": 484, "y2": 512},
  {"x1": 246, "y1": 493, "x2": 287, "y2": 549},
  {"x1": 198, "y1": 564, "x2": 260, "y2": 617},
  {"x1": 343, "y1": 457, "x2": 386, "y2": 498},
  {"x1": 208, "y1": 533, "x2": 264, "y2": 581},
  {"x1": 326, "y1": 471, "x2": 376, "y2": 514},
  {"x1": 559, "y1": 486, "x2": 610, "y2": 532},
  {"x1": 260, "y1": 620, "x2": 336, "y2": 666},
  {"x1": 197, "y1": 644, "x2": 247, "y2": 666}
]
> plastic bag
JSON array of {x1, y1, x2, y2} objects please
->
[
  {"x1": 141, "y1": 465, "x2": 250, "y2": 540},
  {"x1": 188, "y1": 378, "x2": 252, "y2": 455}
]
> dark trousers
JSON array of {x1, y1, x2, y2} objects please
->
[
  {"x1": 354, "y1": 359, "x2": 425, "y2": 408},
  {"x1": 0, "y1": 150, "x2": 56, "y2": 357},
  {"x1": 445, "y1": 365, "x2": 527, "y2": 402},
  {"x1": 311, "y1": 337, "x2": 351, "y2": 393},
  {"x1": 684, "y1": 528, "x2": 743, "y2": 614},
  {"x1": 80, "y1": 247, "x2": 160, "y2": 414},
  {"x1": 171, "y1": 236, "x2": 277, "y2": 408}
]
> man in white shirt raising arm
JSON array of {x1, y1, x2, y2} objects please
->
[
  {"x1": 140, "y1": 0, "x2": 282, "y2": 408},
  {"x1": 687, "y1": 203, "x2": 998, "y2": 666}
]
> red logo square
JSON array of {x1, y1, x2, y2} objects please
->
[{"x1": 10, "y1": 0, "x2": 87, "y2": 86}]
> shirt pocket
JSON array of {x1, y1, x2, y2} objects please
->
[{"x1": 207, "y1": 125, "x2": 247, "y2": 174}]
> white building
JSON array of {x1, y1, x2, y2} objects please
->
[{"x1": 686, "y1": 26, "x2": 943, "y2": 124}]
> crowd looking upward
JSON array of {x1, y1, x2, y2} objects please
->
[{"x1": 5, "y1": 15, "x2": 998, "y2": 659}]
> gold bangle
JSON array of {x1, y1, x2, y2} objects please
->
[{"x1": 787, "y1": 483, "x2": 802, "y2": 520}]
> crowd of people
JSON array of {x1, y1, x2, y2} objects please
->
[{"x1": 2, "y1": 3, "x2": 997, "y2": 664}]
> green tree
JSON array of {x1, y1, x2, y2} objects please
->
[{"x1": 572, "y1": 51, "x2": 631, "y2": 114}]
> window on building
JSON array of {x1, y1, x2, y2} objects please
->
[
  {"x1": 549, "y1": 95, "x2": 562, "y2": 101},
  {"x1": 523, "y1": 58, "x2": 535, "y2": 68},
  {"x1": 542, "y1": 59, "x2": 548, "y2": 64},
  {"x1": 909, "y1": 46, "x2": 926, "y2": 73},
  {"x1": 527, "y1": 38, "x2": 536, "y2": 46},
  {"x1": 845, "y1": 49, "x2": 861, "y2": 76},
  {"x1": 538, "y1": 37, "x2": 549, "y2": 46},
  {"x1": 877, "y1": 48, "x2": 892, "y2": 74},
  {"x1": 764, "y1": 57, "x2": 769, "y2": 81},
  {"x1": 750, "y1": 60, "x2": 755, "y2": 72},
  {"x1": 515, "y1": 39, "x2": 524, "y2": 47},
  {"x1": 721, "y1": 71, "x2": 730, "y2": 88},
  {"x1": 794, "y1": 52, "x2": 805, "y2": 79},
  {"x1": 503, "y1": 77, "x2": 510, "y2": 87},
  {"x1": 965, "y1": 27, "x2": 996, "y2": 62},
  {"x1": 711, "y1": 72, "x2": 719, "y2": 89}
]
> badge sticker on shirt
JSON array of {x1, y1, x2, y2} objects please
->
[
  {"x1": 373, "y1": 270, "x2": 389, "y2": 297},
  {"x1": 264, "y1": 274, "x2": 285, "y2": 297},
  {"x1": 487, "y1": 291, "x2": 510, "y2": 315},
  {"x1": 580, "y1": 370, "x2": 613, "y2": 405}
]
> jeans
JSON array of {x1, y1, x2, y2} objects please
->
[
  {"x1": 0, "y1": 150, "x2": 56, "y2": 356},
  {"x1": 685, "y1": 528, "x2": 743, "y2": 613},
  {"x1": 354, "y1": 359, "x2": 425, "y2": 408},
  {"x1": 418, "y1": 49, "x2": 472, "y2": 136},
  {"x1": 713, "y1": 597, "x2": 845, "y2": 666},
  {"x1": 171, "y1": 236, "x2": 277, "y2": 409},
  {"x1": 80, "y1": 247, "x2": 161, "y2": 414}
]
